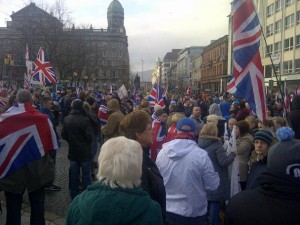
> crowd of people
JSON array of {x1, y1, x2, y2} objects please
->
[{"x1": 0, "y1": 86, "x2": 300, "y2": 225}]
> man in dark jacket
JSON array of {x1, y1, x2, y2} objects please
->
[
  {"x1": 225, "y1": 139, "x2": 300, "y2": 225},
  {"x1": 288, "y1": 95, "x2": 300, "y2": 139},
  {"x1": 62, "y1": 99, "x2": 94, "y2": 199}
]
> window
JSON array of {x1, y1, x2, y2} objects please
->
[
  {"x1": 284, "y1": 37, "x2": 294, "y2": 51},
  {"x1": 295, "y1": 59, "x2": 300, "y2": 73},
  {"x1": 265, "y1": 65, "x2": 273, "y2": 78},
  {"x1": 266, "y1": 24, "x2": 274, "y2": 37},
  {"x1": 286, "y1": 0, "x2": 294, "y2": 6},
  {"x1": 283, "y1": 60, "x2": 293, "y2": 74},
  {"x1": 297, "y1": 11, "x2": 300, "y2": 24},
  {"x1": 274, "y1": 41, "x2": 282, "y2": 53},
  {"x1": 275, "y1": 0, "x2": 282, "y2": 12},
  {"x1": 267, "y1": 4, "x2": 275, "y2": 17},
  {"x1": 265, "y1": 44, "x2": 273, "y2": 56},
  {"x1": 296, "y1": 35, "x2": 300, "y2": 48},
  {"x1": 275, "y1": 20, "x2": 282, "y2": 33},
  {"x1": 285, "y1": 14, "x2": 295, "y2": 29}
]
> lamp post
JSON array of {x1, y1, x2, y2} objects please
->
[
  {"x1": 73, "y1": 71, "x2": 78, "y2": 88},
  {"x1": 4, "y1": 53, "x2": 14, "y2": 87}
]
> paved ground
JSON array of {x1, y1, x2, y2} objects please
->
[{"x1": 0, "y1": 131, "x2": 75, "y2": 225}]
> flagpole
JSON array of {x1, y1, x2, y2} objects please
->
[{"x1": 251, "y1": 0, "x2": 286, "y2": 111}]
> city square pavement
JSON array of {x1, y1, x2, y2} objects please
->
[{"x1": 0, "y1": 133, "x2": 75, "y2": 225}]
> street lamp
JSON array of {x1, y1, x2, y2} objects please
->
[{"x1": 4, "y1": 53, "x2": 14, "y2": 87}]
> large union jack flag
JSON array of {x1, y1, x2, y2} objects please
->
[
  {"x1": 0, "y1": 103, "x2": 58, "y2": 179},
  {"x1": 31, "y1": 47, "x2": 57, "y2": 86},
  {"x1": 148, "y1": 80, "x2": 165, "y2": 108},
  {"x1": 227, "y1": 0, "x2": 266, "y2": 121}
]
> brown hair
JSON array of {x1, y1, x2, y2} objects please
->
[
  {"x1": 120, "y1": 110, "x2": 151, "y2": 140},
  {"x1": 236, "y1": 120, "x2": 250, "y2": 137}
]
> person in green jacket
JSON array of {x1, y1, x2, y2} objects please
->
[{"x1": 65, "y1": 136, "x2": 164, "y2": 225}]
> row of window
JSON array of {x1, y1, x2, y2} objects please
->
[
  {"x1": 265, "y1": 35, "x2": 300, "y2": 56},
  {"x1": 265, "y1": 59, "x2": 300, "y2": 77},
  {"x1": 267, "y1": 0, "x2": 296, "y2": 17},
  {"x1": 266, "y1": 11, "x2": 300, "y2": 37}
]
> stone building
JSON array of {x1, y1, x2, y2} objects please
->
[
  {"x1": 200, "y1": 35, "x2": 228, "y2": 94},
  {"x1": 0, "y1": 0, "x2": 129, "y2": 90}
]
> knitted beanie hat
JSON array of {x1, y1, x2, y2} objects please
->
[{"x1": 253, "y1": 130, "x2": 273, "y2": 145}]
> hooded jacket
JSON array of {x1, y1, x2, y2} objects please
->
[
  {"x1": 225, "y1": 169, "x2": 300, "y2": 225},
  {"x1": 101, "y1": 99, "x2": 124, "y2": 141},
  {"x1": 65, "y1": 182, "x2": 163, "y2": 225},
  {"x1": 156, "y1": 139, "x2": 220, "y2": 217}
]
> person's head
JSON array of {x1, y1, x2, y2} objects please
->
[
  {"x1": 41, "y1": 97, "x2": 53, "y2": 110},
  {"x1": 272, "y1": 116, "x2": 286, "y2": 131},
  {"x1": 245, "y1": 115, "x2": 258, "y2": 130},
  {"x1": 120, "y1": 110, "x2": 152, "y2": 147},
  {"x1": 97, "y1": 136, "x2": 143, "y2": 189},
  {"x1": 258, "y1": 119, "x2": 273, "y2": 130},
  {"x1": 228, "y1": 118, "x2": 237, "y2": 131},
  {"x1": 176, "y1": 117, "x2": 195, "y2": 136},
  {"x1": 71, "y1": 99, "x2": 83, "y2": 111},
  {"x1": 107, "y1": 99, "x2": 120, "y2": 113},
  {"x1": 171, "y1": 113, "x2": 185, "y2": 125},
  {"x1": 200, "y1": 122, "x2": 218, "y2": 137},
  {"x1": 206, "y1": 114, "x2": 218, "y2": 125},
  {"x1": 86, "y1": 97, "x2": 96, "y2": 109},
  {"x1": 192, "y1": 106, "x2": 201, "y2": 118},
  {"x1": 236, "y1": 120, "x2": 250, "y2": 137},
  {"x1": 16, "y1": 89, "x2": 32, "y2": 104},
  {"x1": 156, "y1": 109, "x2": 168, "y2": 123},
  {"x1": 253, "y1": 130, "x2": 273, "y2": 156},
  {"x1": 169, "y1": 104, "x2": 176, "y2": 113}
]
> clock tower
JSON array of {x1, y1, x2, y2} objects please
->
[{"x1": 107, "y1": 0, "x2": 125, "y2": 33}]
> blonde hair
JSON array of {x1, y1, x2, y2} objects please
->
[
  {"x1": 228, "y1": 118, "x2": 237, "y2": 125},
  {"x1": 171, "y1": 113, "x2": 185, "y2": 124},
  {"x1": 97, "y1": 136, "x2": 143, "y2": 189},
  {"x1": 206, "y1": 114, "x2": 218, "y2": 125},
  {"x1": 200, "y1": 122, "x2": 218, "y2": 137}
]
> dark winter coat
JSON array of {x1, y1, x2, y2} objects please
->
[
  {"x1": 141, "y1": 147, "x2": 166, "y2": 223},
  {"x1": 288, "y1": 95, "x2": 300, "y2": 139},
  {"x1": 246, "y1": 157, "x2": 267, "y2": 190},
  {"x1": 198, "y1": 136, "x2": 235, "y2": 201},
  {"x1": 225, "y1": 169, "x2": 300, "y2": 225},
  {"x1": 61, "y1": 110, "x2": 94, "y2": 161}
]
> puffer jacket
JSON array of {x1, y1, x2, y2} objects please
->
[{"x1": 62, "y1": 109, "x2": 94, "y2": 161}]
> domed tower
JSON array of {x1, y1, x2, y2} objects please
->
[{"x1": 107, "y1": 0, "x2": 125, "y2": 33}]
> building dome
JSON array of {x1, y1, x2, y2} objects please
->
[{"x1": 107, "y1": 0, "x2": 124, "y2": 15}]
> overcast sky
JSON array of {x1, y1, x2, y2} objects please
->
[{"x1": 0, "y1": 0, "x2": 232, "y2": 73}]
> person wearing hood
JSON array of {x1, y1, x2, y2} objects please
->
[
  {"x1": 65, "y1": 136, "x2": 164, "y2": 225},
  {"x1": 225, "y1": 128, "x2": 300, "y2": 225},
  {"x1": 288, "y1": 95, "x2": 300, "y2": 139},
  {"x1": 61, "y1": 99, "x2": 94, "y2": 199},
  {"x1": 156, "y1": 117, "x2": 220, "y2": 225},
  {"x1": 198, "y1": 122, "x2": 236, "y2": 225},
  {"x1": 101, "y1": 98, "x2": 124, "y2": 142}
]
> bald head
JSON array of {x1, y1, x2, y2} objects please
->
[{"x1": 16, "y1": 89, "x2": 32, "y2": 104}]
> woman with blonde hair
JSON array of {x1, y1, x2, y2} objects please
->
[
  {"x1": 199, "y1": 122, "x2": 236, "y2": 225},
  {"x1": 65, "y1": 136, "x2": 163, "y2": 225},
  {"x1": 166, "y1": 113, "x2": 185, "y2": 142}
]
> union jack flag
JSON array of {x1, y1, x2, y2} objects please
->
[
  {"x1": 148, "y1": 80, "x2": 165, "y2": 108},
  {"x1": 0, "y1": 97, "x2": 8, "y2": 110},
  {"x1": 227, "y1": 0, "x2": 266, "y2": 122},
  {"x1": 32, "y1": 47, "x2": 57, "y2": 86},
  {"x1": 0, "y1": 103, "x2": 58, "y2": 179}
]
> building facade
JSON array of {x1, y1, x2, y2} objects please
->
[
  {"x1": 254, "y1": 0, "x2": 300, "y2": 93},
  {"x1": 161, "y1": 49, "x2": 181, "y2": 89},
  {"x1": 0, "y1": 0, "x2": 130, "y2": 90},
  {"x1": 200, "y1": 36, "x2": 228, "y2": 94}
]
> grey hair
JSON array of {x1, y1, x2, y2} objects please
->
[{"x1": 16, "y1": 89, "x2": 32, "y2": 103}]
